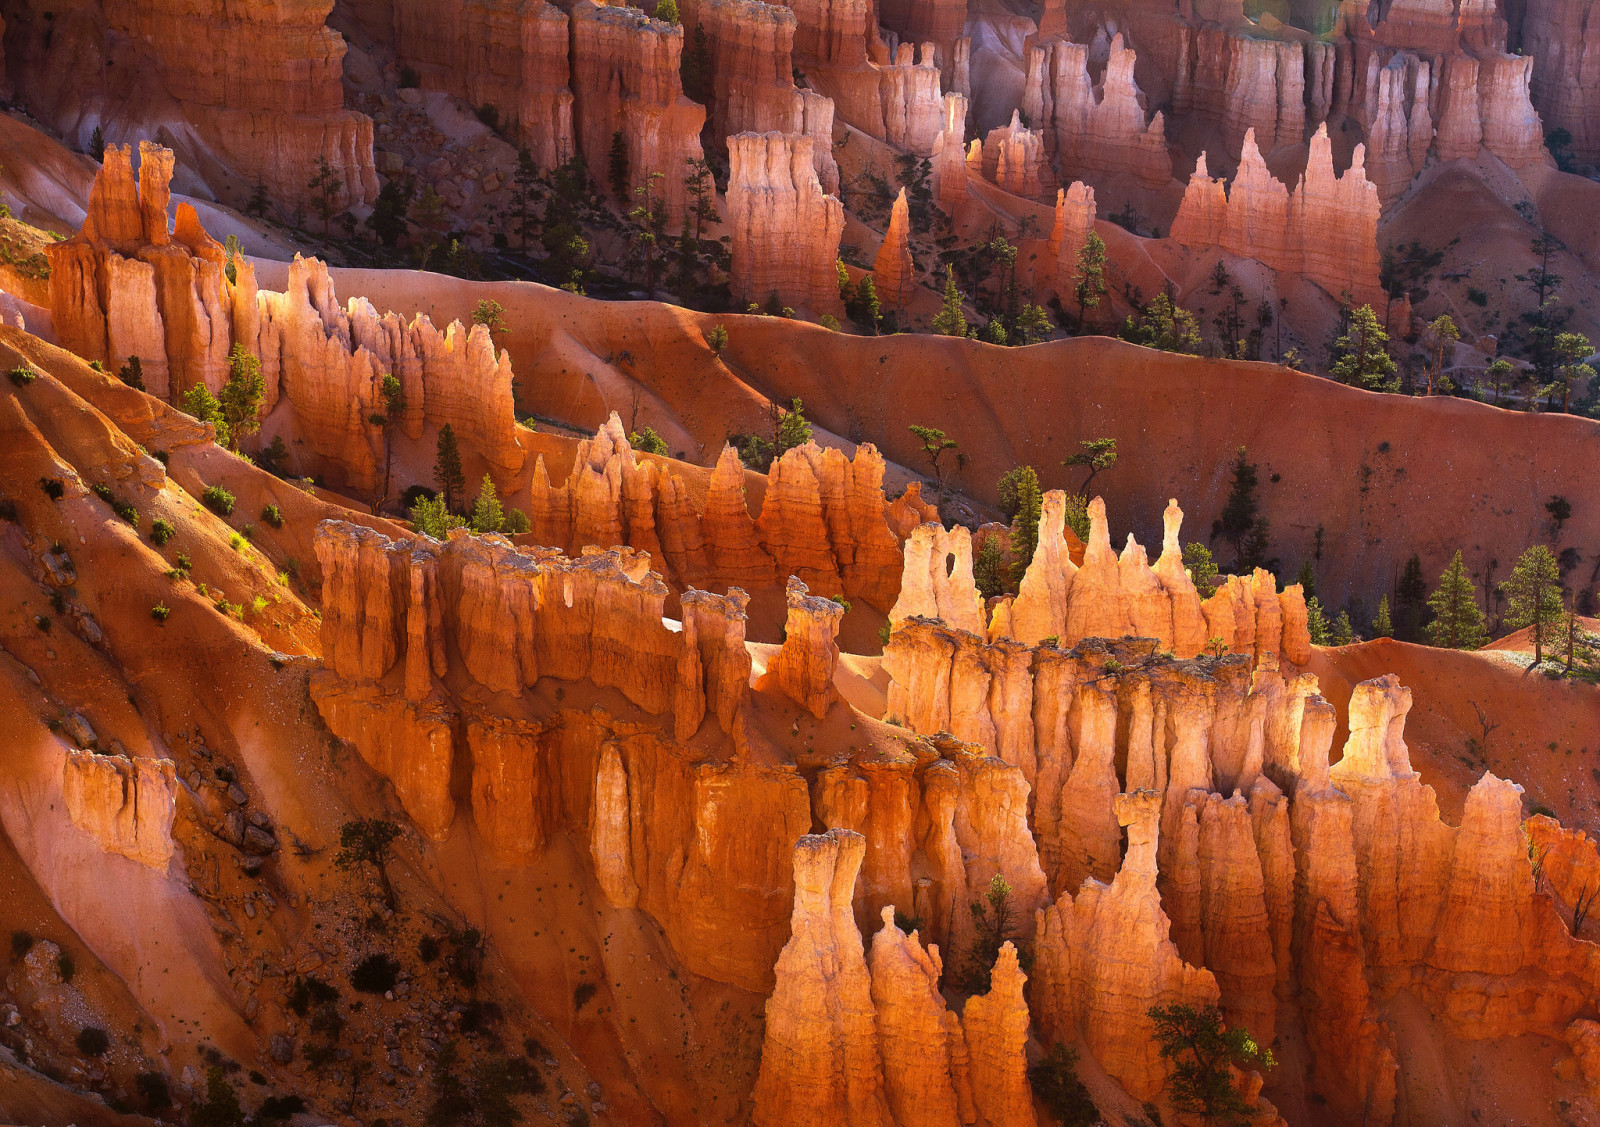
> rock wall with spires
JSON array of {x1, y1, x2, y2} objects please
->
[
  {"x1": 1171, "y1": 125, "x2": 1384, "y2": 306},
  {"x1": 1047, "y1": 35, "x2": 1172, "y2": 189},
  {"x1": 46, "y1": 144, "x2": 525, "y2": 498},
  {"x1": 878, "y1": 42, "x2": 946, "y2": 155},
  {"x1": 1523, "y1": 0, "x2": 1600, "y2": 163},
  {"x1": 5, "y1": 0, "x2": 376, "y2": 214},
  {"x1": 570, "y1": 0, "x2": 707, "y2": 222},
  {"x1": 387, "y1": 0, "x2": 576, "y2": 169},
  {"x1": 526, "y1": 418, "x2": 903, "y2": 611},
  {"x1": 727, "y1": 132, "x2": 846, "y2": 312}
]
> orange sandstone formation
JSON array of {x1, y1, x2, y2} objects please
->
[
  {"x1": 981, "y1": 112, "x2": 1049, "y2": 199},
  {"x1": 1049, "y1": 36, "x2": 1171, "y2": 189},
  {"x1": 1172, "y1": 125, "x2": 1384, "y2": 306},
  {"x1": 930, "y1": 93, "x2": 971, "y2": 216},
  {"x1": 47, "y1": 146, "x2": 524, "y2": 497},
  {"x1": 751, "y1": 830, "x2": 893, "y2": 1127},
  {"x1": 727, "y1": 132, "x2": 846, "y2": 312}
]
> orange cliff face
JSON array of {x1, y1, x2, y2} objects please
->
[{"x1": 5, "y1": 0, "x2": 375, "y2": 214}]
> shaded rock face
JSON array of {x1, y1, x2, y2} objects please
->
[
  {"x1": 62, "y1": 751, "x2": 177, "y2": 870},
  {"x1": 1048, "y1": 35, "x2": 1171, "y2": 190},
  {"x1": 1523, "y1": 0, "x2": 1600, "y2": 162},
  {"x1": 6, "y1": 0, "x2": 375, "y2": 213},
  {"x1": 1171, "y1": 126, "x2": 1384, "y2": 306},
  {"x1": 387, "y1": 0, "x2": 575, "y2": 169},
  {"x1": 727, "y1": 131, "x2": 846, "y2": 312},
  {"x1": 528, "y1": 420, "x2": 903, "y2": 612},
  {"x1": 47, "y1": 147, "x2": 525, "y2": 497},
  {"x1": 570, "y1": 0, "x2": 707, "y2": 222}
]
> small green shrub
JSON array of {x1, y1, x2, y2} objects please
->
[
  {"x1": 57, "y1": 951, "x2": 74, "y2": 982},
  {"x1": 573, "y1": 982, "x2": 598, "y2": 1011},
  {"x1": 151, "y1": 604, "x2": 171, "y2": 622},
  {"x1": 10, "y1": 930, "x2": 33, "y2": 958},
  {"x1": 112, "y1": 498, "x2": 137, "y2": 524},
  {"x1": 75, "y1": 1026, "x2": 110, "y2": 1056},
  {"x1": 288, "y1": 975, "x2": 340, "y2": 1016},
  {"x1": 8, "y1": 365, "x2": 36, "y2": 386},
  {"x1": 1467, "y1": 287, "x2": 1488, "y2": 306},
  {"x1": 135, "y1": 1071, "x2": 171, "y2": 1112},
  {"x1": 349, "y1": 954, "x2": 401, "y2": 995},
  {"x1": 34, "y1": 615, "x2": 50, "y2": 632},
  {"x1": 260, "y1": 503, "x2": 283, "y2": 529},
  {"x1": 229, "y1": 533, "x2": 243, "y2": 551},
  {"x1": 150, "y1": 518, "x2": 175, "y2": 546},
  {"x1": 38, "y1": 477, "x2": 64, "y2": 500},
  {"x1": 91, "y1": 483, "x2": 113, "y2": 503},
  {"x1": 202, "y1": 485, "x2": 235, "y2": 515}
]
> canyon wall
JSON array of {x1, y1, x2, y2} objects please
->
[
  {"x1": 387, "y1": 0, "x2": 576, "y2": 169},
  {"x1": 3, "y1": 0, "x2": 375, "y2": 212},
  {"x1": 570, "y1": 0, "x2": 707, "y2": 222}
]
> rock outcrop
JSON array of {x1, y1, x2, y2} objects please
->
[
  {"x1": 930, "y1": 93, "x2": 971, "y2": 216},
  {"x1": 728, "y1": 132, "x2": 846, "y2": 312},
  {"x1": 981, "y1": 111, "x2": 1049, "y2": 198},
  {"x1": 1171, "y1": 125, "x2": 1384, "y2": 306},
  {"x1": 1031, "y1": 789, "x2": 1220, "y2": 1099},
  {"x1": 9, "y1": 0, "x2": 376, "y2": 213},
  {"x1": 766, "y1": 576, "x2": 844, "y2": 717},
  {"x1": 751, "y1": 830, "x2": 892, "y2": 1127},
  {"x1": 879, "y1": 43, "x2": 945, "y2": 155},
  {"x1": 1523, "y1": 0, "x2": 1600, "y2": 162},
  {"x1": 1048, "y1": 181, "x2": 1096, "y2": 297},
  {"x1": 873, "y1": 189, "x2": 917, "y2": 308},
  {"x1": 570, "y1": 0, "x2": 707, "y2": 221},
  {"x1": 526, "y1": 419, "x2": 902, "y2": 611},
  {"x1": 62, "y1": 751, "x2": 177, "y2": 871}
]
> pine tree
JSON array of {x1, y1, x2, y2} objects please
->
[
  {"x1": 433, "y1": 423, "x2": 467, "y2": 512},
  {"x1": 1183, "y1": 542, "x2": 1220, "y2": 596},
  {"x1": 1306, "y1": 596, "x2": 1329, "y2": 645},
  {"x1": 1500, "y1": 544, "x2": 1564, "y2": 664},
  {"x1": 469, "y1": 474, "x2": 505, "y2": 533},
  {"x1": 652, "y1": 0, "x2": 680, "y2": 21},
  {"x1": 932, "y1": 265, "x2": 968, "y2": 337},
  {"x1": 855, "y1": 276, "x2": 882, "y2": 333},
  {"x1": 1073, "y1": 231, "x2": 1107, "y2": 333},
  {"x1": 1331, "y1": 610, "x2": 1356, "y2": 646},
  {"x1": 1424, "y1": 550, "x2": 1488, "y2": 649},
  {"x1": 180, "y1": 383, "x2": 229, "y2": 448},
  {"x1": 1330, "y1": 305, "x2": 1398, "y2": 391},
  {"x1": 218, "y1": 345, "x2": 264, "y2": 452},
  {"x1": 973, "y1": 535, "x2": 1007, "y2": 600},
  {"x1": 1371, "y1": 595, "x2": 1394, "y2": 638},
  {"x1": 118, "y1": 355, "x2": 146, "y2": 391},
  {"x1": 88, "y1": 125, "x2": 105, "y2": 163},
  {"x1": 370, "y1": 372, "x2": 405, "y2": 514},
  {"x1": 607, "y1": 130, "x2": 631, "y2": 201},
  {"x1": 773, "y1": 397, "x2": 812, "y2": 458},
  {"x1": 1294, "y1": 559, "x2": 1316, "y2": 600},
  {"x1": 1213, "y1": 446, "x2": 1266, "y2": 569},
  {"x1": 1009, "y1": 467, "x2": 1042, "y2": 583},
  {"x1": 1395, "y1": 552, "x2": 1427, "y2": 640}
]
